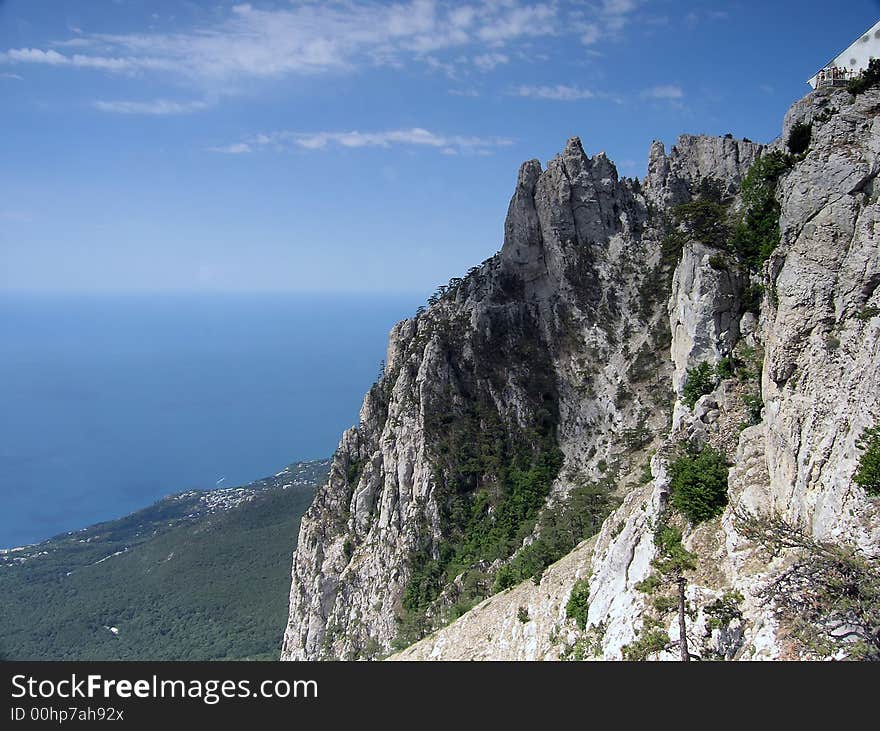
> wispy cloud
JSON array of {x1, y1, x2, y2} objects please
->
[
  {"x1": 510, "y1": 84, "x2": 595, "y2": 101},
  {"x1": 93, "y1": 98, "x2": 210, "y2": 115},
  {"x1": 642, "y1": 84, "x2": 683, "y2": 99},
  {"x1": 0, "y1": 71, "x2": 23, "y2": 80},
  {"x1": 0, "y1": 1, "x2": 646, "y2": 89},
  {"x1": 598, "y1": 0, "x2": 642, "y2": 33},
  {"x1": 580, "y1": 24, "x2": 601, "y2": 45},
  {"x1": 476, "y1": 3, "x2": 557, "y2": 44},
  {"x1": 473, "y1": 52, "x2": 509, "y2": 72},
  {"x1": 212, "y1": 127, "x2": 513, "y2": 156},
  {"x1": 684, "y1": 8, "x2": 729, "y2": 30},
  {"x1": 0, "y1": 47, "x2": 173, "y2": 72},
  {"x1": 208, "y1": 142, "x2": 253, "y2": 155}
]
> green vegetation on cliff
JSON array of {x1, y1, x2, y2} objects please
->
[
  {"x1": 669, "y1": 446, "x2": 730, "y2": 524},
  {"x1": 848, "y1": 57, "x2": 880, "y2": 96},
  {"x1": 855, "y1": 424, "x2": 880, "y2": 495},
  {"x1": 730, "y1": 151, "x2": 792, "y2": 270},
  {"x1": 396, "y1": 310, "x2": 568, "y2": 645}
]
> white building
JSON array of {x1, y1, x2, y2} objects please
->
[{"x1": 808, "y1": 19, "x2": 880, "y2": 88}]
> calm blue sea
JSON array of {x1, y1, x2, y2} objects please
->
[{"x1": 0, "y1": 292, "x2": 420, "y2": 548}]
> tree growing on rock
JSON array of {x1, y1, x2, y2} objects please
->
[
  {"x1": 632, "y1": 519, "x2": 698, "y2": 661},
  {"x1": 734, "y1": 508, "x2": 880, "y2": 660}
]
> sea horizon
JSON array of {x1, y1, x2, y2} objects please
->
[{"x1": 0, "y1": 290, "x2": 424, "y2": 548}]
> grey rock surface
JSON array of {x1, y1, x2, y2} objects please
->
[{"x1": 283, "y1": 87, "x2": 880, "y2": 662}]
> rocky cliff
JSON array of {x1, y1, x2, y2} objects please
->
[{"x1": 283, "y1": 85, "x2": 880, "y2": 661}]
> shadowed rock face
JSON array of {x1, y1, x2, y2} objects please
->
[{"x1": 282, "y1": 87, "x2": 879, "y2": 662}]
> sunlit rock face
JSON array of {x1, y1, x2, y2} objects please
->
[{"x1": 283, "y1": 87, "x2": 880, "y2": 661}]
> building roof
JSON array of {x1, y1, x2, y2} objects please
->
[{"x1": 808, "y1": 19, "x2": 880, "y2": 88}]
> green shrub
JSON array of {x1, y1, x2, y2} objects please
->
[
  {"x1": 346, "y1": 457, "x2": 363, "y2": 486},
  {"x1": 730, "y1": 152, "x2": 792, "y2": 271},
  {"x1": 517, "y1": 606, "x2": 530, "y2": 623},
  {"x1": 492, "y1": 476, "x2": 617, "y2": 592},
  {"x1": 742, "y1": 392, "x2": 763, "y2": 425},
  {"x1": 708, "y1": 253, "x2": 728, "y2": 270},
  {"x1": 566, "y1": 579, "x2": 591, "y2": 630},
  {"x1": 848, "y1": 58, "x2": 880, "y2": 95},
  {"x1": 682, "y1": 361, "x2": 716, "y2": 408},
  {"x1": 787, "y1": 122, "x2": 812, "y2": 155},
  {"x1": 704, "y1": 590, "x2": 744, "y2": 630},
  {"x1": 652, "y1": 594, "x2": 679, "y2": 614},
  {"x1": 622, "y1": 424, "x2": 651, "y2": 450},
  {"x1": 673, "y1": 198, "x2": 730, "y2": 249},
  {"x1": 635, "y1": 572, "x2": 662, "y2": 594},
  {"x1": 669, "y1": 446, "x2": 730, "y2": 523},
  {"x1": 638, "y1": 458, "x2": 654, "y2": 485},
  {"x1": 714, "y1": 356, "x2": 734, "y2": 379},
  {"x1": 734, "y1": 343, "x2": 763, "y2": 383},
  {"x1": 854, "y1": 425, "x2": 880, "y2": 496},
  {"x1": 696, "y1": 176, "x2": 727, "y2": 204},
  {"x1": 741, "y1": 282, "x2": 764, "y2": 314},
  {"x1": 615, "y1": 382, "x2": 633, "y2": 406},
  {"x1": 622, "y1": 616, "x2": 669, "y2": 661},
  {"x1": 652, "y1": 522, "x2": 697, "y2": 574},
  {"x1": 814, "y1": 106, "x2": 838, "y2": 123}
]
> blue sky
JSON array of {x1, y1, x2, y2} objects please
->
[{"x1": 2, "y1": 0, "x2": 879, "y2": 295}]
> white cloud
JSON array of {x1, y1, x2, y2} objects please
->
[
  {"x1": 0, "y1": 46, "x2": 175, "y2": 73},
  {"x1": 424, "y1": 55, "x2": 458, "y2": 77},
  {"x1": 473, "y1": 52, "x2": 509, "y2": 71},
  {"x1": 570, "y1": 0, "x2": 643, "y2": 43},
  {"x1": 684, "y1": 8, "x2": 728, "y2": 30},
  {"x1": 448, "y1": 88, "x2": 480, "y2": 97},
  {"x1": 580, "y1": 24, "x2": 601, "y2": 45},
  {"x1": 511, "y1": 84, "x2": 595, "y2": 101},
  {"x1": 51, "y1": 38, "x2": 98, "y2": 49},
  {"x1": 642, "y1": 84, "x2": 683, "y2": 99},
  {"x1": 217, "y1": 127, "x2": 513, "y2": 155},
  {"x1": 0, "y1": 1, "x2": 646, "y2": 87},
  {"x1": 477, "y1": 3, "x2": 557, "y2": 44},
  {"x1": 2, "y1": 48, "x2": 66, "y2": 65},
  {"x1": 602, "y1": 0, "x2": 638, "y2": 15},
  {"x1": 0, "y1": 72, "x2": 23, "y2": 80},
  {"x1": 209, "y1": 143, "x2": 253, "y2": 154},
  {"x1": 93, "y1": 98, "x2": 210, "y2": 115}
]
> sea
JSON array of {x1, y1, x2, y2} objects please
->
[{"x1": 0, "y1": 292, "x2": 421, "y2": 548}]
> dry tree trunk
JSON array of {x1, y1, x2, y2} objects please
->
[{"x1": 678, "y1": 575, "x2": 690, "y2": 662}]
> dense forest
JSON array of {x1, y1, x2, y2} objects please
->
[{"x1": 0, "y1": 460, "x2": 328, "y2": 661}]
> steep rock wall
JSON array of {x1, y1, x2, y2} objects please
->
[
  {"x1": 282, "y1": 132, "x2": 759, "y2": 660},
  {"x1": 284, "y1": 86, "x2": 879, "y2": 662},
  {"x1": 395, "y1": 86, "x2": 880, "y2": 662}
]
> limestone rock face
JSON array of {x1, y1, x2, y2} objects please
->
[
  {"x1": 761, "y1": 87, "x2": 880, "y2": 545},
  {"x1": 645, "y1": 134, "x2": 763, "y2": 208},
  {"x1": 284, "y1": 87, "x2": 880, "y2": 662},
  {"x1": 668, "y1": 242, "x2": 749, "y2": 394},
  {"x1": 282, "y1": 132, "x2": 677, "y2": 660}
]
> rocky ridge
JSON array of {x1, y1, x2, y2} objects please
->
[{"x1": 283, "y1": 85, "x2": 880, "y2": 661}]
